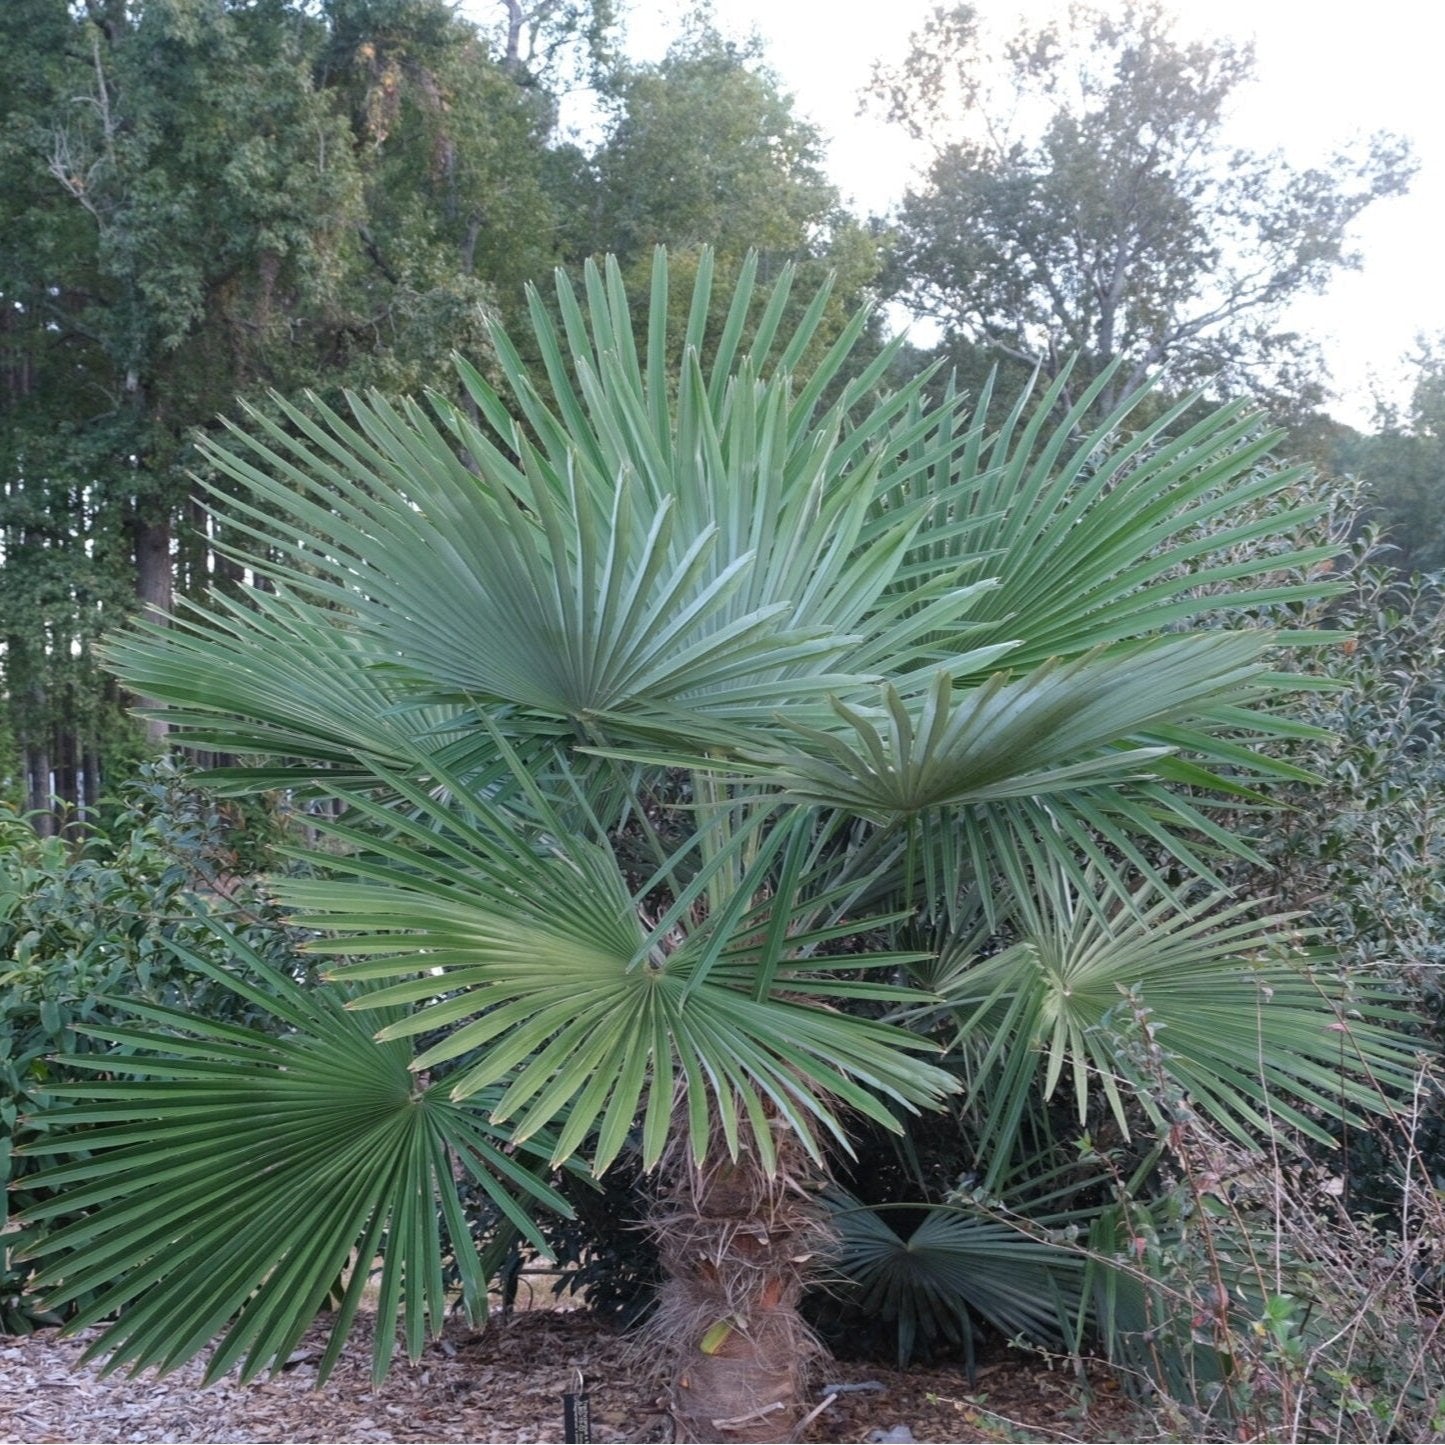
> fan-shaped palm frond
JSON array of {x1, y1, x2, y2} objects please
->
[
  {"x1": 104, "y1": 590, "x2": 478, "y2": 792},
  {"x1": 828, "y1": 1190, "x2": 1084, "y2": 1366},
  {"x1": 272, "y1": 752, "x2": 957, "y2": 1175},
  {"x1": 892, "y1": 362, "x2": 1343, "y2": 665},
  {"x1": 17, "y1": 929, "x2": 567, "y2": 1386},
  {"x1": 933, "y1": 870, "x2": 1420, "y2": 1182},
  {"x1": 733, "y1": 635, "x2": 1271, "y2": 817}
]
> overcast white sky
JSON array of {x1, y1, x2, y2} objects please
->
[{"x1": 491, "y1": 0, "x2": 1445, "y2": 427}]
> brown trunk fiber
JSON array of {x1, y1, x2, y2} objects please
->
[{"x1": 649, "y1": 1125, "x2": 830, "y2": 1443}]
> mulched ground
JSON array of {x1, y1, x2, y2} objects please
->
[{"x1": 0, "y1": 1310, "x2": 1140, "y2": 1444}]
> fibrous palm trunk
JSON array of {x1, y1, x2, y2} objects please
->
[{"x1": 648, "y1": 1123, "x2": 830, "y2": 1443}]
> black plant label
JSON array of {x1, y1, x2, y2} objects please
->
[{"x1": 563, "y1": 1370, "x2": 591, "y2": 1443}]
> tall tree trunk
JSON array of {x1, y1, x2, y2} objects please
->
[
  {"x1": 82, "y1": 744, "x2": 101, "y2": 821},
  {"x1": 649, "y1": 1123, "x2": 829, "y2": 1443},
  {"x1": 129, "y1": 509, "x2": 172, "y2": 745},
  {"x1": 25, "y1": 738, "x2": 54, "y2": 838},
  {"x1": 53, "y1": 720, "x2": 78, "y2": 830},
  {"x1": 499, "y1": 0, "x2": 524, "y2": 73}
]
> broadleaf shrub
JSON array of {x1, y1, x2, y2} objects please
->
[
  {"x1": 0, "y1": 766, "x2": 310, "y2": 1334},
  {"x1": 1223, "y1": 546, "x2": 1445, "y2": 1219}
]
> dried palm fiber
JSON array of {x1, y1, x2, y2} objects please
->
[{"x1": 644, "y1": 1105, "x2": 834, "y2": 1443}]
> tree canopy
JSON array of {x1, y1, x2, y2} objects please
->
[
  {"x1": 0, "y1": 0, "x2": 873, "y2": 828},
  {"x1": 1338, "y1": 336, "x2": 1445, "y2": 573},
  {"x1": 874, "y1": 2, "x2": 1414, "y2": 413}
]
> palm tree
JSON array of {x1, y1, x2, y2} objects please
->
[{"x1": 20, "y1": 251, "x2": 1417, "y2": 1440}]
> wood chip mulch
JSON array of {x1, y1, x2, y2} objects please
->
[{"x1": 0, "y1": 1310, "x2": 1140, "y2": 1444}]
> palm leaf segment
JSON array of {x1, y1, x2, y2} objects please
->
[
  {"x1": 17, "y1": 930, "x2": 568, "y2": 1386},
  {"x1": 935, "y1": 871, "x2": 1421, "y2": 1182},
  {"x1": 280, "y1": 753, "x2": 956, "y2": 1174},
  {"x1": 109, "y1": 249, "x2": 1331, "y2": 788},
  {"x1": 829, "y1": 1189, "x2": 1083, "y2": 1366}
]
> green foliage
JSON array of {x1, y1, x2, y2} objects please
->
[
  {"x1": 0, "y1": 0, "x2": 581, "y2": 821},
  {"x1": 1, "y1": 0, "x2": 887, "y2": 830},
  {"x1": 874, "y1": 2, "x2": 1414, "y2": 413},
  {"x1": 2, "y1": 767, "x2": 569, "y2": 1375},
  {"x1": 1340, "y1": 338, "x2": 1445, "y2": 573},
  {"x1": 844, "y1": 504, "x2": 1445, "y2": 1396},
  {"x1": 0, "y1": 768, "x2": 299, "y2": 1333},
  {"x1": 318, "y1": 0, "x2": 560, "y2": 318},
  {"x1": 1257, "y1": 556, "x2": 1445, "y2": 977},
  {"x1": 825, "y1": 1189, "x2": 1086, "y2": 1368},
  {"x1": 27, "y1": 251, "x2": 1416, "y2": 1388},
  {"x1": 19, "y1": 932, "x2": 567, "y2": 1386},
  {"x1": 1222, "y1": 548, "x2": 1445, "y2": 1222},
  {"x1": 938, "y1": 874, "x2": 1417, "y2": 1177},
  {"x1": 515, "y1": 1149, "x2": 662, "y2": 1326},
  {"x1": 279, "y1": 768, "x2": 953, "y2": 1173},
  {"x1": 559, "y1": 23, "x2": 881, "y2": 384},
  {"x1": 585, "y1": 25, "x2": 836, "y2": 266}
]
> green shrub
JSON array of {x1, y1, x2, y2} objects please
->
[
  {"x1": 0, "y1": 766, "x2": 309, "y2": 1334},
  {"x1": 805, "y1": 516, "x2": 1445, "y2": 1386},
  {"x1": 1226, "y1": 549, "x2": 1445, "y2": 1220}
]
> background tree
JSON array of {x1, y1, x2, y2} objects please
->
[
  {"x1": 562, "y1": 23, "x2": 881, "y2": 369},
  {"x1": 486, "y1": 0, "x2": 617, "y2": 90},
  {"x1": 318, "y1": 0, "x2": 561, "y2": 311},
  {"x1": 874, "y1": 2, "x2": 1414, "y2": 414},
  {"x1": 0, "y1": 0, "x2": 577, "y2": 826},
  {"x1": 1, "y1": 0, "x2": 363, "y2": 811},
  {"x1": 1337, "y1": 337, "x2": 1445, "y2": 573},
  {"x1": 583, "y1": 24, "x2": 834, "y2": 266}
]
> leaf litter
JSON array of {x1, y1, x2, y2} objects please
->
[{"x1": 0, "y1": 1308, "x2": 1137, "y2": 1443}]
